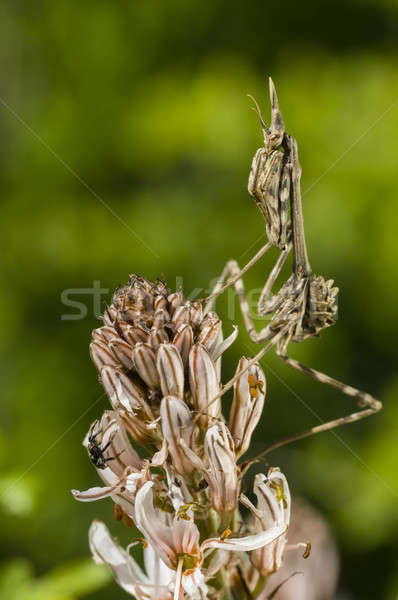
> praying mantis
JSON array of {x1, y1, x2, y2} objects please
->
[{"x1": 202, "y1": 78, "x2": 382, "y2": 457}]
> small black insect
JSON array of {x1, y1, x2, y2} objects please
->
[
  {"x1": 87, "y1": 421, "x2": 121, "y2": 470},
  {"x1": 198, "y1": 478, "x2": 208, "y2": 490}
]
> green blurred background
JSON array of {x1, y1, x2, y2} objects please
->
[{"x1": 1, "y1": 1, "x2": 397, "y2": 598}]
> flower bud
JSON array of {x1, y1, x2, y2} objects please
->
[
  {"x1": 92, "y1": 326, "x2": 116, "y2": 343},
  {"x1": 148, "y1": 327, "x2": 169, "y2": 350},
  {"x1": 188, "y1": 301, "x2": 203, "y2": 330},
  {"x1": 100, "y1": 367, "x2": 156, "y2": 446},
  {"x1": 116, "y1": 320, "x2": 148, "y2": 345},
  {"x1": 153, "y1": 308, "x2": 170, "y2": 328},
  {"x1": 154, "y1": 294, "x2": 168, "y2": 312},
  {"x1": 90, "y1": 340, "x2": 119, "y2": 371},
  {"x1": 156, "y1": 343, "x2": 185, "y2": 398},
  {"x1": 204, "y1": 422, "x2": 239, "y2": 518},
  {"x1": 160, "y1": 396, "x2": 196, "y2": 477},
  {"x1": 100, "y1": 366, "x2": 152, "y2": 419},
  {"x1": 109, "y1": 337, "x2": 134, "y2": 370},
  {"x1": 197, "y1": 319, "x2": 222, "y2": 355},
  {"x1": 167, "y1": 290, "x2": 185, "y2": 316},
  {"x1": 132, "y1": 343, "x2": 160, "y2": 389},
  {"x1": 228, "y1": 357, "x2": 266, "y2": 458},
  {"x1": 172, "y1": 305, "x2": 191, "y2": 330},
  {"x1": 189, "y1": 344, "x2": 220, "y2": 426},
  {"x1": 173, "y1": 324, "x2": 193, "y2": 368},
  {"x1": 102, "y1": 305, "x2": 117, "y2": 326}
]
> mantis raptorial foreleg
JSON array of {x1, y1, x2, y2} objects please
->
[
  {"x1": 205, "y1": 243, "x2": 291, "y2": 344},
  {"x1": 203, "y1": 240, "x2": 273, "y2": 311}
]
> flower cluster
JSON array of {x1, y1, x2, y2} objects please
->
[{"x1": 72, "y1": 275, "x2": 305, "y2": 599}]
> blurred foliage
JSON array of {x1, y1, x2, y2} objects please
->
[
  {"x1": 0, "y1": 558, "x2": 110, "y2": 600},
  {"x1": 0, "y1": 0, "x2": 397, "y2": 599}
]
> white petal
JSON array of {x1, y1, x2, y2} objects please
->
[
  {"x1": 178, "y1": 438, "x2": 205, "y2": 472},
  {"x1": 254, "y1": 469, "x2": 291, "y2": 528},
  {"x1": 266, "y1": 469, "x2": 291, "y2": 524},
  {"x1": 135, "y1": 481, "x2": 177, "y2": 569},
  {"x1": 125, "y1": 471, "x2": 147, "y2": 493},
  {"x1": 202, "y1": 524, "x2": 286, "y2": 552},
  {"x1": 71, "y1": 482, "x2": 121, "y2": 502},
  {"x1": 212, "y1": 325, "x2": 238, "y2": 361},
  {"x1": 206, "y1": 549, "x2": 229, "y2": 577},
  {"x1": 164, "y1": 463, "x2": 193, "y2": 512},
  {"x1": 151, "y1": 437, "x2": 169, "y2": 467},
  {"x1": 143, "y1": 543, "x2": 175, "y2": 587},
  {"x1": 182, "y1": 567, "x2": 208, "y2": 599},
  {"x1": 89, "y1": 520, "x2": 144, "y2": 595}
]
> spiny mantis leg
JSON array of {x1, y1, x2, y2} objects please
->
[
  {"x1": 257, "y1": 242, "x2": 291, "y2": 312},
  {"x1": 252, "y1": 133, "x2": 382, "y2": 451},
  {"x1": 277, "y1": 353, "x2": 381, "y2": 410},
  {"x1": 204, "y1": 243, "x2": 291, "y2": 343},
  {"x1": 240, "y1": 355, "x2": 382, "y2": 467},
  {"x1": 192, "y1": 244, "x2": 291, "y2": 421},
  {"x1": 246, "y1": 404, "x2": 380, "y2": 465},
  {"x1": 203, "y1": 239, "x2": 274, "y2": 312},
  {"x1": 192, "y1": 326, "x2": 290, "y2": 426},
  {"x1": 288, "y1": 134, "x2": 311, "y2": 279},
  {"x1": 201, "y1": 248, "x2": 382, "y2": 452}
]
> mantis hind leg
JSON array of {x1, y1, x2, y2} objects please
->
[
  {"x1": 278, "y1": 352, "x2": 381, "y2": 411},
  {"x1": 241, "y1": 353, "x2": 381, "y2": 463},
  {"x1": 254, "y1": 353, "x2": 382, "y2": 457}
]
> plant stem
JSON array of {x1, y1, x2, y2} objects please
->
[{"x1": 252, "y1": 575, "x2": 268, "y2": 598}]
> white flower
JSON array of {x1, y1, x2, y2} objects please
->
[
  {"x1": 241, "y1": 468, "x2": 291, "y2": 576},
  {"x1": 89, "y1": 520, "x2": 174, "y2": 599},
  {"x1": 71, "y1": 412, "x2": 151, "y2": 521},
  {"x1": 133, "y1": 481, "x2": 287, "y2": 599},
  {"x1": 134, "y1": 481, "x2": 201, "y2": 571}
]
